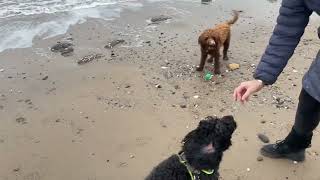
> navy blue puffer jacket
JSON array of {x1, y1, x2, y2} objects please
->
[{"x1": 254, "y1": 0, "x2": 320, "y2": 102}]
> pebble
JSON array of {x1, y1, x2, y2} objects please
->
[
  {"x1": 0, "y1": 69, "x2": 4, "y2": 72},
  {"x1": 130, "y1": 155, "x2": 135, "y2": 159},
  {"x1": 42, "y1": 76, "x2": 49, "y2": 80},
  {"x1": 293, "y1": 161, "x2": 298, "y2": 164},
  {"x1": 257, "y1": 133, "x2": 270, "y2": 143},
  {"x1": 150, "y1": 15, "x2": 172, "y2": 23},
  {"x1": 228, "y1": 63, "x2": 240, "y2": 70},
  {"x1": 105, "y1": 39, "x2": 125, "y2": 49},
  {"x1": 51, "y1": 42, "x2": 73, "y2": 52},
  {"x1": 180, "y1": 104, "x2": 187, "y2": 108},
  {"x1": 260, "y1": 120, "x2": 266, "y2": 124},
  {"x1": 257, "y1": 156, "x2": 264, "y2": 161},
  {"x1": 155, "y1": 84, "x2": 162, "y2": 88},
  {"x1": 246, "y1": 168, "x2": 250, "y2": 172},
  {"x1": 193, "y1": 95, "x2": 199, "y2": 99},
  {"x1": 77, "y1": 54, "x2": 104, "y2": 65},
  {"x1": 16, "y1": 117, "x2": 27, "y2": 124}
]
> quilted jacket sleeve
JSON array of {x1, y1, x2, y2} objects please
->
[{"x1": 254, "y1": 0, "x2": 312, "y2": 85}]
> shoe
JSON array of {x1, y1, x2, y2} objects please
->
[{"x1": 260, "y1": 140, "x2": 305, "y2": 162}]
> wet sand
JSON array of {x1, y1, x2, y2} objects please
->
[{"x1": 1, "y1": 0, "x2": 320, "y2": 180}]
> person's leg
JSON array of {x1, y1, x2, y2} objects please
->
[
  {"x1": 261, "y1": 88, "x2": 320, "y2": 161},
  {"x1": 293, "y1": 89, "x2": 320, "y2": 136}
]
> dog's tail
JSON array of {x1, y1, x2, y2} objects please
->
[{"x1": 227, "y1": 10, "x2": 239, "y2": 25}]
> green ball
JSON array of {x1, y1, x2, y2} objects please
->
[{"x1": 204, "y1": 73, "x2": 213, "y2": 81}]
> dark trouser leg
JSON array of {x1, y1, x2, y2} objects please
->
[
  {"x1": 286, "y1": 88, "x2": 320, "y2": 149},
  {"x1": 293, "y1": 89, "x2": 320, "y2": 134}
]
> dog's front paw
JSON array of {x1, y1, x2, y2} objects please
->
[
  {"x1": 214, "y1": 69, "x2": 221, "y2": 74},
  {"x1": 196, "y1": 66, "x2": 204, "y2": 71}
]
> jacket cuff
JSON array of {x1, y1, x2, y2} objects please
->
[{"x1": 253, "y1": 71, "x2": 277, "y2": 85}]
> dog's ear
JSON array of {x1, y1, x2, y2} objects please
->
[
  {"x1": 198, "y1": 34, "x2": 208, "y2": 45},
  {"x1": 182, "y1": 129, "x2": 197, "y2": 144},
  {"x1": 212, "y1": 36, "x2": 221, "y2": 47}
]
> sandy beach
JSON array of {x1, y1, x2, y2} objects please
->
[{"x1": 1, "y1": 0, "x2": 320, "y2": 179}]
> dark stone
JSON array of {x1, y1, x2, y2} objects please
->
[
  {"x1": 180, "y1": 104, "x2": 187, "y2": 108},
  {"x1": 16, "y1": 117, "x2": 27, "y2": 124},
  {"x1": 257, "y1": 133, "x2": 270, "y2": 143},
  {"x1": 60, "y1": 47, "x2": 74, "y2": 57},
  {"x1": 51, "y1": 42, "x2": 74, "y2": 56},
  {"x1": 257, "y1": 156, "x2": 264, "y2": 161},
  {"x1": 201, "y1": 0, "x2": 212, "y2": 4},
  {"x1": 51, "y1": 42, "x2": 73, "y2": 52},
  {"x1": 260, "y1": 120, "x2": 266, "y2": 124},
  {"x1": 150, "y1": 15, "x2": 172, "y2": 23},
  {"x1": 42, "y1": 76, "x2": 48, "y2": 80},
  {"x1": 105, "y1": 39, "x2": 125, "y2": 49},
  {"x1": 77, "y1": 54, "x2": 104, "y2": 65},
  {"x1": 219, "y1": 108, "x2": 225, "y2": 112}
]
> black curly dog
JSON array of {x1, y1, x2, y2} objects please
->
[{"x1": 146, "y1": 115, "x2": 237, "y2": 180}]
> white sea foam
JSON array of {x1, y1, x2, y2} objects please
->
[
  {"x1": 0, "y1": 0, "x2": 142, "y2": 52},
  {"x1": 0, "y1": 0, "x2": 137, "y2": 18}
]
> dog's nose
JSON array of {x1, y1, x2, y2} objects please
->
[{"x1": 221, "y1": 115, "x2": 237, "y2": 127}]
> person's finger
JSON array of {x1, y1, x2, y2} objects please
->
[
  {"x1": 241, "y1": 88, "x2": 254, "y2": 102},
  {"x1": 233, "y1": 87, "x2": 240, "y2": 101},
  {"x1": 232, "y1": 88, "x2": 237, "y2": 101},
  {"x1": 236, "y1": 86, "x2": 246, "y2": 102}
]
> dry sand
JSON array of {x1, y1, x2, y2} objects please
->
[{"x1": 1, "y1": 0, "x2": 320, "y2": 180}]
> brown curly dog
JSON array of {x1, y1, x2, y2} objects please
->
[{"x1": 196, "y1": 11, "x2": 239, "y2": 74}]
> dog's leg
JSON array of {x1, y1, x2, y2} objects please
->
[
  {"x1": 207, "y1": 55, "x2": 213, "y2": 63},
  {"x1": 214, "y1": 51, "x2": 221, "y2": 74},
  {"x1": 196, "y1": 49, "x2": 208, "y2": 71},
  {"x1": 223, "y1": 33, "x2": 231, "y2": 60}
]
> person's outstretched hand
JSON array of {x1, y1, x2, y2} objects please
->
[{"x1": 233, "y1": 80, "x2": 264, "y2": 103}]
